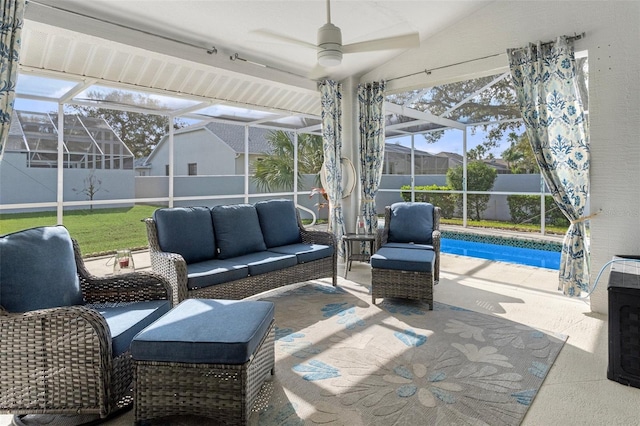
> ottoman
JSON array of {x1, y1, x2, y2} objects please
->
[
  {"x1": 370, "y1": 246, "x2": 435, "y2": 310},
  {"x1": 131, "y1": 298, "x2": 275, "y2": 425}
]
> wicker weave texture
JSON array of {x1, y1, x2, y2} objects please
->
[
  {"x1": 0, "y1": 239, "x2": 172, "y2": 418},
  {"x1": 144, "y1": 212, "x2": 338, "y2": 305},
  {"x1": 133, "y1": 322, "x2": 275, "y2": 425},
  {"x1": 371, "y1": 268, "x2": 434, "y2": 310}
]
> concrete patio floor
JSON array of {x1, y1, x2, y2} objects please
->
[{"x1": 2, "y1": 251, "x2": 638, "y2": 425}]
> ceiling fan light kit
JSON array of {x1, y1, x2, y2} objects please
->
[{"x1": 317, "y1": 22, "x2": 343, "y2": 67}]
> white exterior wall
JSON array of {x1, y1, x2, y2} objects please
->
[
  {"x1": 148, "y1": 129, "x2": 238, "y2": 176},
  {"x1": 364, "y1": 1, "x2": 640, "y2": 313},
  {"x1": 0, "y1": 152, "x2": 134, "y2": 212}
]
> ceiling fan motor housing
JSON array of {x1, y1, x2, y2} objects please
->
[{"x1": 317, "y1": 22, "x2": 343, "y2": 67}]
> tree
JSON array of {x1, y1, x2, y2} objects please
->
[
  {"x1": 386, "y1": 58, "x2": 588, "y2": 153},
  {"x1": 446, "y1": 161, "x2": 497, "y2": 221},
  {"x1": 72, "y1": 170, "x2": 107, "y2": 211},
  {"x1": 252, "y1": 130, "x2": 324, "y2": 191},
  {"x1": 501, "y1": 132, "x2": 538, "y2": 174},
  {"x1": 67, "y1": 90, "x2": 185, "y2": 158}
]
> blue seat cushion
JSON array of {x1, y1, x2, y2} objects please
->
[
  {"x1": 371, "y1": 247, "x2": 435, "y2": 273},
  {"x1": 230, "y1": 251, "x2": 298, "y2": 276},
  {"x1": 153, "y1": 207, "x2": 216, "y2": 264},
  {"x1": 186, "y1": 259, "x2": 249, "y2": 290},
  {"x1": 94, "y1": 300, "x2": 171, "y2": 356},
  {"x1": 269, "y1": 243, "x2": 334, "y2": 263},
  {"x1": 0, "y1": 226, "x2": 84, "y2": 313},
  {"x1": 255, "y1": 199, "x2": 302, "y2": 248},
  {"x1": 382, "y1": 242, "x2": 434, "y2": 251},
  {"x1": 131, "y1": 299, "x2": 275, "y2": 364},
  {"x1": 388, "y1": 202, "x2": 434, "y2": 245},
  {"x1": 211, "y1": 204, "x2": 267, "y2": 259}
]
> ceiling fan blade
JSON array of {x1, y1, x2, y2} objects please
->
[
  {"x1": 342, "y1": 32, "x2": 420, "y2": 53},
  {"x1": 252, "y1": 29, "x2": 317, "y2": 50}
]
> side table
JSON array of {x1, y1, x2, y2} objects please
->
[{"x1": 342, "y1": 233, "x2": 377, "y2": 278}]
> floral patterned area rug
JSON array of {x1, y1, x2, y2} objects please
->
[{"x1": 249, "y1": 280, "x2": 567, "y2": 426}]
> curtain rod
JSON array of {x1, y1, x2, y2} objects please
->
[
  {"x1": 387, "y1": 32, "x2": 585, "y2": 83},
  {"x1": 26, "y1": 0, "x2": 218, "y2": 54}
]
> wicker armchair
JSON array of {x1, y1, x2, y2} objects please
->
[
  {"x1": 0, "y1": 228, "x2": 172, "y2": 419},
  {"x1": 372, "y1": 203, "x2": 441, "y2": 308}
]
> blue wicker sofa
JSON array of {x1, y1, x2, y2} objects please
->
[{"x1": 144, "y1": 199, "x2": 337, "y2": 305}]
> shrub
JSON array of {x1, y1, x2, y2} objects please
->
[
  {"x1": 507, "y1": 195, "x2": 570, "y2": 226},
  {"x1": 400, "y1": 185, "x2": 456, "y2": 218}
]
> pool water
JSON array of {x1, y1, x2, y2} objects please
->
[{"x1": 441, "y1": 238, "x2": 561, "y2": 270}]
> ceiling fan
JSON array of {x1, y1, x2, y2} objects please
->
[{"x1": 260, "y1": 0, "x2": 420, "y2": 68}]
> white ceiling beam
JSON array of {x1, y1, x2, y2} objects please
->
[{"x1": 385, "y1": 102, "x2": 465, "y2": 130}]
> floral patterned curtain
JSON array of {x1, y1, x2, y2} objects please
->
[
  {"x1": 508, "y1": 37, "x2": 590, "y2": 296},
  {"x1": 358, "y1": 81, "x2": 386, "y2": 237},
  {"x1": 0, "y1": 0, "x2": 25, "y2": 150},
  {"x1": 319, "y1": 80, "x2": 345, "y2": 256}
]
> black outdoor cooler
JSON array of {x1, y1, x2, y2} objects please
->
[{"x1": 608, "y1": 255, "x2": 640, "y2": 388}]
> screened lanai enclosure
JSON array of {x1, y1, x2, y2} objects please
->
[
  {"x1": 1, "y1": 67, "x2": 577, "y2": 234},
  {"x1": 6, "y1": 110, "x2": 133, "y2": 170}
]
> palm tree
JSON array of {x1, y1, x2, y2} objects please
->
[{"x1": 252, "y1": 130, "x2": 324, "y2": 191}]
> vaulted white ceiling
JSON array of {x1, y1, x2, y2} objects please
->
[{"x1": 20, "y1": 0, "x2": 492, "y2": 119}]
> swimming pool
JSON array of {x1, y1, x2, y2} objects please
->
[{"x1": 441, "y1": 238, "x2": 561, "y2": 270}]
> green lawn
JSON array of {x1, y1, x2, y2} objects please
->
[{"x1": 0, "y1": 205, "x2": 160, "y2": 257}]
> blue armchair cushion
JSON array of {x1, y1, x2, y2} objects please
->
[
  {"x1": 371, "y1": 247, "x2": 435, "y2": 273},
  {"x1": 255, "y1": 199, "x2": 302, "y2": 248},
  {"x1": 94, "y1": 300, "x2": 171, "y2": 356},
  {"x1": 211, "y1": 204, "x2": 267, "y2": 259},
  {"x1": 388, "y1": 202, "x2": 434, "y2": 245},
  {"x1": 186, "y1": 259, "x2": 249, "y2": 290},
  {"x1": 382, "y1": 242, "x2": 434, "y2": 251},
  {"x1": 0, "y1": 226, "x2": 84, "y2": 313},
  {"x1": 269, "y1": 243, "x2": 335, "y2": 263},
  {"x1": 153, "y1": 207, "x2": 216, "y2": 264},
  {"x1": 131, "y1": 299, "x2": 275, "y2": 364}
]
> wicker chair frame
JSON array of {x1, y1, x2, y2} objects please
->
[
  {"x1": 144, "y1": 211, "x2": 338, "y2": 305},
  {"x1": 0, "y1": 239, "x2": 172, "y2": 418},
  {"x1": 372, "y1": 205, "x2": 441, "y2": 309}
]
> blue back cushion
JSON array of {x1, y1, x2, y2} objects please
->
[
  {"x1": 211, "y1": 204, "x2": 267, "y2": 259},
  {"x1": 0, "y1": 226, "x2": 84, "y2": 313},
  {"x1": 388, "y1": 202, "x2": 434, "y2": 244},
  {"x1": 255, "y1": 199, "x2": 302, "y2": 248},
  {"x1": 153, "y1": 207, "x2": 216, "y2": 264}
]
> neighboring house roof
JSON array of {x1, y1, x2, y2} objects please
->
[
  {"x1": 142, "y1": 121, "x2": 275, "y2": 167},
  {"x1": 134, "y1": 157, "x2": 150, "y2": 169},
  {"x1": 384, "y1": 142, "x2": 435, "y2": 156}
]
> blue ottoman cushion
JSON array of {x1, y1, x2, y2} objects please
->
[
  {"x1": 371, "y1": 247, "x2": 435, "y2": 273},
  {"x1": 0, "y1": 226, "x2": 84, "y2": 313},
  {"x1": 154, "y1": 207, "x2": 216, "y2": 264},
  {"x1": 388, "y1": 202, "x2": 434, "y2": 244},
  {"x1": 255, "y1": 199, "x2": 302, "y2": 248},
  {"x1": 269, "y1": 243, "x2": 334, "y2": 263},
  {"x1": 211, "y1": 204, "x2": 267, "y2": 259},
  {"x1": 94, "y1": 300, "x2": 171, "y2": 356},
  {"x1": 131, "y1": 299, "x2": 275, "y2": 364}
]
